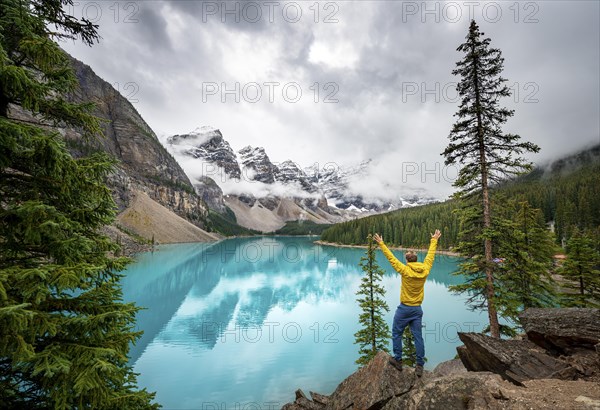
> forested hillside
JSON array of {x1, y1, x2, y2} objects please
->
[
  {"x1": 320, "y1": 144, "x2": 600, "y2": 249},
  {"x1": 501, "y1": 144, "x2": 600, "y2": 243},
  {"x1": 321, "y1": 201, "x2": 460, "y2": 249}
]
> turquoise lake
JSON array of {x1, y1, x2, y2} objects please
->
[{"x1": 120, "y1": 236, "x2": 488, "y2": 409}]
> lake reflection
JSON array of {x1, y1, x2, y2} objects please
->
[{"x1": 121, "y1": 237, "x2": 486, "y2": 409}]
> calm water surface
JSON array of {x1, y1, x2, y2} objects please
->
[{"x1": 121, "y1": 236, "x2": 487, "y2": 409}]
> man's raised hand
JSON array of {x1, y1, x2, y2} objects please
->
[
  {"x1": 373, "y1": 233, "x2": 383, "y2": 244},
  {"x1": 431, "y1": 229, "x2": 442, "y2": 240}
]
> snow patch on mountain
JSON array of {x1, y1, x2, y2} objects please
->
[{"x1": 164, "y1": 127, "x2": 437, "y2": 217}]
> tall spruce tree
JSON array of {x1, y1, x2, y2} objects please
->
[
  {"x1": 0, "y1": 0, "x2": 157, "y2": 408},
  {"x1": 559, "y1": 230, "x2": 600, "y2": 307},
  {"x1": 354, "y1": 234, "x2": 391, "y2": 366},
  {"x1": 495, "y1": 199, "x2": 557, "y2": 323},
  {"x1": 442, "y1": 20, "x2": 540, "y2": 338}
]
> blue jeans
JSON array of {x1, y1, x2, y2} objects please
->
[{"x1": 392, "y1": 304, "x2": 425, "y2": 366}]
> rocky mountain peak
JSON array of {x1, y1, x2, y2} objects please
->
[
  {"x1": 275, "y1": 160, "x2": 317, "y2": 193},
  {"x1": 238, "y1": 145, "x2": 278, "y2": 184},
  {"x1": 167, "y1": 128, "x2": 241, "y2": 180}
]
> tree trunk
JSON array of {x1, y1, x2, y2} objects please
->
[
  {"x1": 472, "y1": 43, "x2": 500, "y2": 339},
  {"x1": 482, "y1": 179, "x2": 500, "y2": 338},
  {"x1": 0, "y1": 92, "x2": 9, "y2": 118}
]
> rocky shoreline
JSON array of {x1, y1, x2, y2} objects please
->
[{"x1": 282, "y1": 308, "x2": 600, "y2": 409}]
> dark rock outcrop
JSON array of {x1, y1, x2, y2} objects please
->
[
  {"x1": 238, "y1": 145, "x2": 278, "y2": 184},
  {"x1": 519, "y1": 308, "x2": 600, "y2": 354},
  {"x1": 275, "y1": 160, "x2": 318, "y2": 193},
  {"x1": 258, "y1": 196, "x2": 280, "y2": 211},
  {"x1": 431, "y1": 358, "x2": 467, "y2": 378},
  {"x1": 168, "y1": 127, "x2": 241, "y2": 180},
  {"x1": 282, "y1": 353, "x2": 518, "y2": 410},
  {"x1": 457, "y1": 332, "x2": 578, "y2": 386},
  {"x1": 238, "y1": 194, "x2": 257, "y2": 207},
  {"x1": 194, "y1": 176, "x2": 226, "y2": 213},
  {"x1": 283, "y1": 351, "x2": 417, "y2": 409},
  {"x1": 382, "y1": 372, "x2": 507, "y2": 410},
  {"x1": 327, "y1": 351, "x2": 417, "y2": 409}
]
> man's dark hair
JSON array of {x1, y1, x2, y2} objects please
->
[{"x1": 405, "y1": 252, "x2": 418, "y2": 263}]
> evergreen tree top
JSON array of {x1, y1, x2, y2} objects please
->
[
  {"x1": 0, "y1": 0, "x2": 159, "y2": 407},
  {"x1": 0, "y1": 0, "x2": 101, "y2": 137}
]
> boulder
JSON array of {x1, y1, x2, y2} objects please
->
[
  {"x1": 309, "y1": 392, "x2": 330, "y2": 406},
  {"x1": 457, "y1": 332, "x2": 578, "y2": 386},
  {"x1": 325, "y1": 351, "x2": 417, "y2": 409},
  {"x1": 382, "y1": 372, "x2": 507, "y2": 410},
  {"x1": 282, "y1": 351, "x2": 418, "y2": 409},
  {"x1": 281, "y1": 389, "x2": 325, "y2": 410},
  {"x1": 432, "y1": 358, "x2": 468, "y2": 378},
  {"x1": 456, "y1": 345, "x2": 487, "y2": 372},
  {"x1": 519, "y1": 308, "x2": 600, "y2": 354}
]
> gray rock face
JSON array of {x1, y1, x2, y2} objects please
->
[
  {"x1": 519, "y1": 308, "x2": 600, "y2": 354},
  {"x1": 39, "y1": 56, "x2": 209, "y2": 228},
  {"x1": 327, "y1": 351, "x2": 417, "y2": 409},
  {"x1": 431, "y1": 358, "x2": 468, "y2": 378},
  {"x1": 282, "y1": 351, "x2": 417, "y2": 410},
  {"x1": 257, "y1": 196, "x2": 279, "y2": 211},
  {"x1": 382, "y1": 372, "x2": 505, "y2": 410},
  {"x1": 238, "y1": 145, "x2": 278, "y2": 184},
  {"x1": 194, "y1": 176, "x2": 226, "y2": 213},
  {"x1": 69, "y1": 57, "x2": 191, "y2": 189},
  {"x1": 275, "y1": 160, "x2": 318, "y2": 193},
  {"x1": 168, "y1": 127, "x2": 241, "y2": 180},
  {"x1": 457, "y1": 332, "x2": 578, "y2": 386}
]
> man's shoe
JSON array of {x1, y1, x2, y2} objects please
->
[
  {"x1": 415, "y1": 364, "x2": 423, "y2": 377},
  {"x1": 388, "y1": 357, "x2": 403, "y2": 372}
]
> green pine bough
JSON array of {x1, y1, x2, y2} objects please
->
[{"x1": 0, "y1": 0, "x2": 158, "y2": 408}]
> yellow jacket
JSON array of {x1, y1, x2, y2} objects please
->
[{"x1": 379, "y1": 238, "x2": 438, "y2": 306}]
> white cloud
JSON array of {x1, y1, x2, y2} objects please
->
[{"x1": 61, "y1": 0, "x2": 600, "y2": 200}]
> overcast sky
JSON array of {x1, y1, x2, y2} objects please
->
[{"x1": 61, "y1": 1, "x2": 600, "y2": 200}]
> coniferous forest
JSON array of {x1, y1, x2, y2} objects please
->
[{"x1": 321, "y1": 147, "x2": 600, "y2": 250}]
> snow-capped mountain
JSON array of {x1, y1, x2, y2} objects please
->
[
  {"x1": 167, "y1": 127, "x2": 241, "y2": 180},
  {"x1": 276, "y1": 160, "x2": 317, "y2": 193},
  {"x1": 305, "y1": 160, "x2": 410, "y2": 212},
  {"x1": 165, "y1": 127, "x2": 435, "y2": 232},
  {"x1": 238, "y1": 146, "x2": 278, "y2": 184}
]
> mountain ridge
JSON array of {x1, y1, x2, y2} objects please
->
[
  {"x1": 8, "y1": 53, "x2": 219, "y2": 245},
  {"x1": 165, "y1": 127, "x2": 410, "y2": 232},
  {"x1": 164, "y1": 126, "x2": 438, "y2": 232}
]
